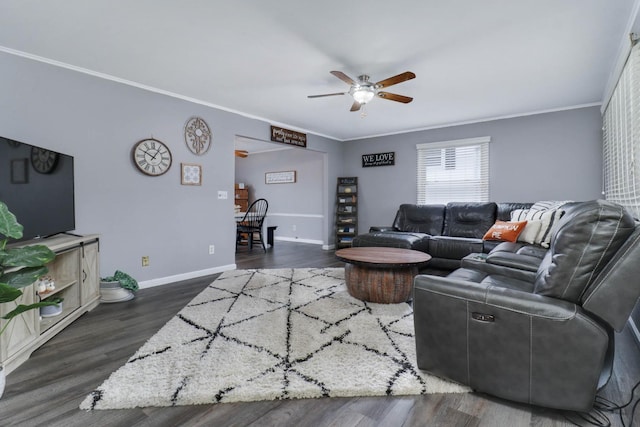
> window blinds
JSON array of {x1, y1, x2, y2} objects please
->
[
  {"x1": 416, "y1": 136, "x2": 490, "y2": 204},
  {"x1": 603, "y1": 42, "x2": 640, "y2": 218}
]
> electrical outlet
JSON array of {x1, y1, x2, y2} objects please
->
[
  {"x1": 217, "y1": 191, "x2": 228, "y2": 199},
  {"x1": 141, "y1": 256, "x2": 149, "y2": 267},
  {"x1": 209, "y1": 245, "x2": 215, "y2": 254},
  {"x1": 292, "y1": 225, "x2": 297, "y2": 231}
]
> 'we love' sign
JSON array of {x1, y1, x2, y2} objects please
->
[{"x1": 362, "y1": 152, "x2": 395, "y2": 167}]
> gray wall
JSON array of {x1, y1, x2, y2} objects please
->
[
  {"x1": 0, "y1": 51, "x2": 605, "y2": 287},
  {"x1": 0, "y1": 52, "x2": 342, "y2": 285},
  {"x1": 235, "y1": 146, "x2": 325, "y2": 244},
  {"x1": 343, "y1": 107, "x2": 603, "y2": 232}
]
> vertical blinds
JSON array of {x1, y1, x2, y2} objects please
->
[
  {"x1": 603, "y1": 42, "x2": 640, "y2": 218},
  {"x1": 416, "y1": 136, "x2": 490, "y2": 204}
]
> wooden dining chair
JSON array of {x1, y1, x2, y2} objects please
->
[{"x1": 236, "y1": 198, "x2": 269, "y2": 252}]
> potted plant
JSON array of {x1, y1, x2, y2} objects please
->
[
  {"x1": 100, "y1": 270, "x2": 138, "y2": 303},
  {"x1": 0, "y1": 201, "x2": 58, "y2": 398}
]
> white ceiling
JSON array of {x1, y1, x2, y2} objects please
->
[{"x1": 0, "y1": 1, "x2": 637, "y2": 141}]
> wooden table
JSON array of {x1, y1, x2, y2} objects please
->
[{"x1": 335, "y1": 247, "x2": 431, "y2": 303}]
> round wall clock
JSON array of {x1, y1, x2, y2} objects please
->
[
  {"x1": 132, "y1": 138, "x2": 172, "y2": 176},
  {"x1": 184, "y1": 117, "x2": 212, "y2": 155},
  {"x1": 31, "y1": 147, "x2": 59, "y2": 174}
]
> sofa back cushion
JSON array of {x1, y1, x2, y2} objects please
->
[
  {"x1": 443, "y1": 202, "x2": 497, "y2": 238},
  {"x1": 496, "y1": 202, "x2": 533, "y2": 221},
  {"x1": 581, "y1": 225, "x2": 640, "y2": 331},
  {"x1": 392, "y1": 204, "x2": 446, "y2": 235},
  {"x1": 533, "y1": 200, "x2": 636, "y2": 304}
]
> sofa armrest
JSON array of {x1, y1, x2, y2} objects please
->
[
  {"x1": 369, "y1": 226, "x2": 398, "y2": 232},
  {"x1": 486, "y1": 251, "x2": 542, "y2": 272}
]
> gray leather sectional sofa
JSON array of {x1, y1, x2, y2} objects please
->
[
  {"x1": 412, "y1": 200, "x2": 640, "y2": 412},
  {"x1": 352, "y1": 202, "x2": 534, "y2": 269}
]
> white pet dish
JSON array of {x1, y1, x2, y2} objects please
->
[
  {"x1": 100, "y1": 283, "x2": 134, "y2": 303},
  {"x1": 40, "y1": 302, "x2": 63, "y2": 317}
]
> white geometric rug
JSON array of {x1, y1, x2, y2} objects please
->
[{"x1": 80, "y1": 268, "x2": 468, "y2": 410}]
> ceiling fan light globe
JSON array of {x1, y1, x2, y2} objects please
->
[{"x1": 352, "y1": 88, "x2": 375, "y2": 104}]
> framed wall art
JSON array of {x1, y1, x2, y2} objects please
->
[
  {"x1": 181, "y1": 163, "x2": 202, "y2": 186},
  {"x1": 265, "y1": 170, "x2": 296, "y2": 184},
  {"x1": 184, "y1": 117, "x2": 212, "y2": 155}
]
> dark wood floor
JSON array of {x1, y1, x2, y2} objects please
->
[{"x1": 1, "y1": 241, "x2": 639, "y2": 426}]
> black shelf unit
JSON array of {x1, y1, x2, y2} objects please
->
[{"x1": 335, "y1": 177, "x2": 358, "y2": 249}]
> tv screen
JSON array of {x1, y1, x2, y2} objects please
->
[{"x1": 0, "y1": 136, "x2": 75, "y2": 242}]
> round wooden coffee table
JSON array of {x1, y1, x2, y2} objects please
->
[{"x1": 335, "y1": 247, "x2": 431, "y2": 303}]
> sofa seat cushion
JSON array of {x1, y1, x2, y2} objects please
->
[
  {"x1": 489, "y1": 241, "x2": 548, "y2": 259},
  {"x1": 351, "y1": 231, "x2": 430, "y2": 252},
  {"x1": 443, "y1": 202, "x2": 497, "y2": 238},
  {"x1": 447, "y1": 268, "x2": 535, "y2": 293},
  {"x1": 428, "y1": 236, "x2": 484, "y2": 260}
]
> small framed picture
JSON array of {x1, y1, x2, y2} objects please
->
[
  {"x1": 11, "y1": 158, "x2": 28, "y2": 184},
  {"x1": 181, "y1": 163, "x2": 202, "y2": 186}
]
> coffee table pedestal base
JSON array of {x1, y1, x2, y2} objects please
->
[{"x1": 344, "y1": 263, "x2": 417, "y2": 303}]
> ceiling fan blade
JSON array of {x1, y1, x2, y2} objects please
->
[
  {"x1": 235, "y1": 150, "x2": 248, "y2": 158},
  {"x1": 375, "y1": 71, "x2": 416, "y2": 89},
  {"x1": 377, "y1": 92, "x2": 413, "y2": 103},
  {"x1": 350, "y1": 101, "x2": 362, "y2": 112},
  {"x1": 307, "y1": 92, "x2": 347, "y2": 98},
  {"x1": 330, "y1": 71, "x2": 356, "y2": 86}
]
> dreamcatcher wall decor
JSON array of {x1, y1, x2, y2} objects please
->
[{"x1": 184, "y1": 116, "x2": 212, "y2": 155}]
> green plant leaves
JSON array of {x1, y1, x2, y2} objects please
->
[
  {"x1": 0, "y1": 266, "x2": 49, "y2": 289},
  {"x1": 0, "y1": 283, "x2": 22, "y2": 303},
  {"x1": 0, "y1": 245, "x2": 55, "y2": 268},
  {"x1": 0, "y1": 201, "x2": 60, "y2": 338},
  {"x1": 0, "y1": 202, "x2": 23, "y2": 241}
]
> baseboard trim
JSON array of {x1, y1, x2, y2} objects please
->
[
  {"x1": 275, "y1": 236, "x2": 324, "y2": 245},
  {"x1": 138, "y1": 264, "x2": 236, "y2": 289}
]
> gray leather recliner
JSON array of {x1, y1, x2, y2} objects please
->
[{"x1": 413, "y1": 200, "x2": 640, "y2": 412}]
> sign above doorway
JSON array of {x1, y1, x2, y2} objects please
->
[{"x1": 270, "y1": 125, "x2": 307, "y2": 148}]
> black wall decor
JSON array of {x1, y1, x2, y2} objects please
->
[{"x1": 362, "y1": 152, "x2": 395, "y2": 167}]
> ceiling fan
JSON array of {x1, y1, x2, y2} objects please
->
[
  {"x1": 235, "y1": 150, "x2": 248, "y2": 158},
  {"x1": 308, "y1": 70, "x2": 416, "y2": 112}
]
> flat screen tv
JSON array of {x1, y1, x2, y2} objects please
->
[{"x1": 0, "y1": 136, "x2": 75, "y2": 242}]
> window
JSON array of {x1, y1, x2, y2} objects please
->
[
  {"x1": 603, "y1": 41, "x2": 640, "y2": 218},
  {"x1": 416, "y1": 137, "x2": 490, "y2": 204}
]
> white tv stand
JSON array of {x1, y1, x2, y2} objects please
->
[{"x1": 0, "y1": 234, "x2": 100, "y2": 375}]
